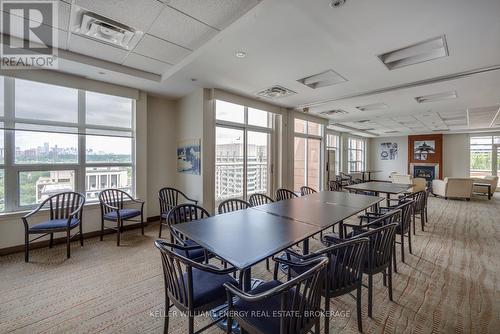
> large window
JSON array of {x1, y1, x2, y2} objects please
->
[
  {"x1": 347, "y1": 137, "x2": 365, "y2": 173},
  {"x1": 0, "y1": 76, "x2": 135, "y2": 211},
  {"x1": 326, "y1": 133, "x2": 340, "y2": 175},
  {"x1": 215, "y1": 100, "x2": 272, "y2": 203},
  {"x1": 470, "y1": 135, "x2": 500, "y2": 178},
  {"x1": 294, "y1": 119, "x2": 323, "y2": 191}
]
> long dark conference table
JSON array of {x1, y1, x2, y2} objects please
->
[
  {"x1": 344, "y1": 181, "x2": 412, "y2": 206},
  {"x1": 173, "y1": 191, "x2": 383, "y2": 291}
]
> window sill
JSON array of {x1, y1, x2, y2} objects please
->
[{"x1": 0, "y1": 199, "x2": 136, "y2": 222}]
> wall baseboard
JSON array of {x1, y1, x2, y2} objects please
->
[{"x1": 0, "y1": 217, "x2": 160, "y2": 256}]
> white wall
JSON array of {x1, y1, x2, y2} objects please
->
[
  {"x1": 443, "y1": 133, "x2": 470, "y2": 178},
  {"x1": 368, "y1": 136, "x2": 408, "y2": 180},
  {"x1": 147, "y1": 95, "x2": 178, "y2": 216}
]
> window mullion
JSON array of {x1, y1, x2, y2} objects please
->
[
  {"x1": 4, "y1": 77, "x2": 15, "y2": 211},
  {"x1": 77, "y1": 90, "x2": 86, "y2": 195}
]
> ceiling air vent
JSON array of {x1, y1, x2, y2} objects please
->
[
  {"x1": 415, "y1": 91, "x2": 457, "y2": 103},
  {"x1": 356, "y1": 103, "x2": 388, "y2": 111},
  {"x1": 319, "y1": 109, "x2": 348, "y2": 116},
  {"x1": 257, "y1": 85, "x2": 297, "y2": 99},
  {"x1": 297, "y1": 69, "x2": 347, "y2": 89},
  {"x1": 72, "y1": 10, "x2": 143, "y2": 50},
  {"x1": 385, "y1": 130, "x2": 399, "y2": 134},
  {"x1": 378, "y1": 35, "x2": 448, "y2": 70}
]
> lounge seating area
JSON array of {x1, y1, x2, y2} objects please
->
[{"x1": 0, "y1": 1, "x2": 499, "y2": 334}]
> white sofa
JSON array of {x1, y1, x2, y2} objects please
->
[
  {"x1": 432, "y1": 178, "x2": 474, "y2": 200},
  {"x1": 472, "y1": 175, "x2": 498, "y2": 196}
]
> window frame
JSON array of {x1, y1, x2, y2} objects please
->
[
  {"x1": 293, "y1": 119, "x2": 324, "y2": 191},
  {"x1": 347, "y1": 136, "x2": 366, "y2": 173},
  {"x1": 215, "y1": 100, "x2": 274, "y2": 203},
  {"x1": 0, "y1": 76, "x2": 136, "y2": 212},
  {"x1": 326, "y1": 131, "x2": 340, "y2": 175}
]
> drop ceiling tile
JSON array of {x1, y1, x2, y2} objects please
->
[
  {"x1": 168, "y1": 0, "x2": 260, "y2": 30},
  {"x1": 1, "y1": 1, "x2": 71, "y2": 31},
  {"x1": 68, "y1": 34, "x2": 128, "y2": 63},
  {"x1": 75, "y1": 0, "x2": 164, "y2": 31},
  {"x1": 149, "y1": 6, "x2": 217, "y2": 50},
  {"x1": 123, "y1": 53, "x2": 172, "y2": 75},
  {"x1": 134, "y1": 34, "x2": 191, "y2": 64}
]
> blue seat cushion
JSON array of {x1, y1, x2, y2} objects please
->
[
  {"x1": 174, "y1": 239, "x2": 206, "y2": 262},
  {"x1": 234, "y1": 280, "x2": 305, "y2": 334},
  {"x1": 30, "y1": 218, "x2": 79, "y2": 231},
  {"x1": 180, "y1": 268, "x2": 237, "y2": 309},
  {"x1": 104, "y1": 208, "x2": 141, "y2": 220}
]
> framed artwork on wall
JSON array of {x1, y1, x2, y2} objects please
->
[{"x1": 177, "y1": 139, "x2": 201, "y2": 175}]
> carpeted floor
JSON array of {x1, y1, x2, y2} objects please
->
[{"x1": 1, "y1": 194, "x2": 499, "y2": 334}]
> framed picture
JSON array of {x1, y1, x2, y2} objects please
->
[
  {"x1": 414, "y1": 140, "x2": 435, "y2": 154},
  {"x1": 380, "y1": 142, "x2": 398, "y2": 160},
  {"x1": 177, "y1": 139, "x2": 201, "y2": 175}
]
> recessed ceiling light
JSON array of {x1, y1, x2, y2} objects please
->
[
  {"x1": 330, "y1": 0, "x2": 346, "y2": 8},
  {"x1": 297, "y1": 69, "x2": 347, "y2": 89},
  {"x1": 235, "y1": 51, "x2": 246, "y2": 58},
  {"x1": 415, "y1": 91, "x2": 457, "y2": 103},
  {"x1": 378, "y1": 35, "x2": 449, "y2": 70},
  {"x1": 356, "y1": 103, "x2": 388, "y2": 111}
]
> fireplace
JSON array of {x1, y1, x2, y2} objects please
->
[{"x1": 410, "y1": 162, "x2": 439, "y2": 183}]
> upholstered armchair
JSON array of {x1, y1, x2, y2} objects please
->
[
  {"x1": 472, "y1": 175, "x2": 498, "y2": 196},
  {"x1": 392, "y1": 174, "x2": 413, "y2": 184},
  {"x1": 411, "y1": 177, "x2": 427, "y2": 192},
  {"x1": 432, "y1": 178, "x2": 474, "y2": 200}
]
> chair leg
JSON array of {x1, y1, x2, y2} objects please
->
[
  {"x1": 400, "y1": 233, "x2": 405, "y2": 263},
  {"x1": 25, "y1": 232, "x2": 29, "y2": 263},
  {"x1": 79, "y1": 223, "x2": 84, "y2": 246},
  {"x1": 66, "y1": 229, "x2": 71, "y2": 259},
  {"x1": 49, "y1": 233, "x2": 54, "y2": 248},
  {"x1": 408, "y1": 228, "x2": 413, "y2": 255},
  {"x1": 425, "y1": 207, "x2": 429, "y2": 223},
  {"x1": 368, "y1": 273, "x2": 373, "y2": 318},
  {"x1": 392, "y1": 243, "x2": 397, "y2": 273},
  {"x1": 324, "y1": 294, "x2": 330, "y2": 334},
  {"x1": 141, "y1": 212, "x2": 145, "y2": 236},
  {"x1": 116, "y1": 219, "x2": 121, "y2": 246},
  {"x1": 356, "y1": 286, "x2": 363, "y2": 333},
  {"x1": 188, "y1": 314, "x2": 194, "y2": 334},
  {"x1": 388, "y1": 264, "x2": 393, "y2": 301},
  {"x1": 383, "y1": 271, "x2": 387, "y2": 286},
  {"x1": 100, "y1": 217, "x2": 104, "y2": 241},
  {"x1": 159, "y1": 221, "x2": 163, "y2": 238},
  {"x1": 266, "y1": 258, "x2": 270, "y2": 271},
  {"x1": 226, "y1": 314, "x2": 232, "y2": 334},
  {"x1": 164, "y1": 297, "x2": 170, "y2": 334},
  {"x1": 412, "y1": 211, "x2": 416, "y2": 235},
  {"x1": 421, "y1": 209, "x2": 425, "y2": 231}
]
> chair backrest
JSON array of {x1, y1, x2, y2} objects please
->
[
  {"x1": 155, "y1": 240, "x2": 213, "y2": 310},
  {"x1": 158, "y1": 187, "x2": 193, "y2": 215},
  {"x1": 316, "y1": 238, "x2": 369, "y2": 296},
  {"x1": 328, "y1": 180, "x2": 342, "y2": 192},
  {"x1": 412, "y1": 190, "x2": 426, "y2": 211},
  {"x1": 300, "y1": 186, "x2": 317, "y2": 196},
  {"x1": 167, "y1": 204, "x2": 210, "y2": 226},
  {"x1": 393, "y1": 200, "x2": 414, "y2": 234},
  {"x1": 45, "y1": 192, "x2": 85, "y2": 220},
  {"x1": 276, "y1": 257, "x2": 328, "y2": 334},
  {"x1": 218, "y1": 198, "x2": 250, "y2": 214},
  {"x1": 411, "y1": 177, "x2": 427, "y2": 192},
  {"x1": 392, "y1": 174, "x2": 413, "y2": 185},
  {"x1": 276, "y1": 188, "x2": 298, "y2": 201},
  {"x1": 248, "y1": 193, "x2": 274, "y2": 207},
  {"x1": 358, "y1": 223, "x2": 398, "y2": 272},
  {"x1": 99, "y1": 189, "x2": 131, "y2": 215}
]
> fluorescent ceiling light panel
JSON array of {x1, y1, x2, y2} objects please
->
[
  {"x1": 319, "y1": 109, "x2": 348, "y2": 116},
  {"x1": 356, "y1": 103, "x2": 388, "y2": 111},
  {"x1": 298, "y1": 69, "x2": 347, "y2": 89},
  {"x1": 378, "y1": 35, "x2": 448, "y2": 70},
  {"x1": 257, "y1": 85, "x2": 297, "y2": 99},
  {"x1": 415, "y1": 91, "x2": 457, "y2": 103}
]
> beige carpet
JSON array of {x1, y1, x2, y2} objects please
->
[{"x1": 1, "y1": 194, "x2": 499, "y2": 334}]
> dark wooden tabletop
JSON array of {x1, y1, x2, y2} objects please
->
[
  {"x1": 344, "y1": 181, "x2": 411, "y2": 194},
  {"x1": 303, "y1": 191, "x2": 383, "y2": 208},
  {"x1": 172, "y1": 208, "x2": 321, "y2": 269}
]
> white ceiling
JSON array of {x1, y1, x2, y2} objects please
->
[{"x1": 2, "y1": 0, "x2": 500, "y2": 137}]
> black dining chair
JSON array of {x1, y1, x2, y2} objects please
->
[
  {"x1": 224, "y1": 256, "x2": 328, "y2": 334},
  {"x1": 218, "y1": 198, "x2": 251, "y2": 214},
  {"x1": 99, "y1": 189, "x2": 145, "y2": 246},
  {"x1": 324, "y1": 222, "x2": 398, "y2": 318},
  {"x1": 282, "y1": 238, "x2": 370, "y2": 333},
  {"x1": 167, "y1": 204, "x2": 211, "y2": 263},
  {"x1": 300, "y1": 186, "x2": 317, "y2": 196},
  {"x1": 22, "y1": 192, "x2": 85, "y2": 262},
  {"x1": 158, "y1": 187, "x2": 197, "y2": 238},
  {"x1": 328, "y1": 180, "x2": 342, "y2": 192},
  {"x1": 276, "y1": 188, "x2": 298, "y2": 201},
  {"x1": 248, "y1": 193, "x2": 274, "y2": 206},
  {"x1": 155, "y1": 240, "x2": 238, "y2": 334}
]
